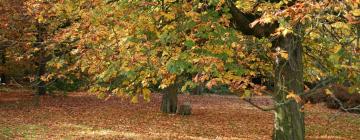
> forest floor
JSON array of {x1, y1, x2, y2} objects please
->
[{"x1": 0, "y1": 88, "x2": 359, "y2": 140}]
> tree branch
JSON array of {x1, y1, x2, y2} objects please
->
[
  {"x1": 303, "y1": 77, "x2": 338, "y2": 95},
  {"x1": 226, "y1": 0, "x2": 278, "y2": 38},
  {"x1": 243, "y1": 98, "x2": 276, "y2": 111}
]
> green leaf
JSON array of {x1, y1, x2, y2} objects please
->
[
  {"x1": 241, "y1": 90, "x2": 251, "y2": 99},
  {"x1": 166, "y1": 59, "x2": 192, "y2": 74},
  {"x1": 184, "y1": 40, "x2": 195, "y2": 48}
]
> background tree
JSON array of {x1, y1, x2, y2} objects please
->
[
  {"x1": 22, "y1": 0, "x2": 85, "y2": 95},
  {"x1": 0, "y1": 0, "x2": 32, "y2": 85}
]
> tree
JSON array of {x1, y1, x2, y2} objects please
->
[
  {"x1": 24, "y1": 0, "x2": 83, "y2": 95},
  {"x1": 0, "y1": 0, "x2": 31, "y2": 84},
  {"x1": 224, "y1": 0, "x2": 359, "y2": 139},
  {"x1": 73, "y1": 0, "x2": 246, "y2": 113}
]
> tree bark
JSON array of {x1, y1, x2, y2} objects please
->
[
  {"x1": 0, "y1": 47, "x2": 6, "y2": 84},
  {"x1": 272, "y1": 34, "x2": 305, "y2": 140},
  {"x1": 161, "y1": 84, "x2": 178, "y2": 114}
]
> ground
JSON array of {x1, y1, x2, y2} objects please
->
[{"x1": 0, "y1": 89, "x2": 359, "y2": 140}]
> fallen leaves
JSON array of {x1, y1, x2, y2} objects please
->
[{"x1": 0, "y1": 91, "x2": 359, "y2": 139}]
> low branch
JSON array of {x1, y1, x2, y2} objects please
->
[
  {"x1": 243, "y1": 98, "x2": 276, "y2": 111},
  {"x1": 303, "y1": 77, "x2": 338, "y2": 96}
]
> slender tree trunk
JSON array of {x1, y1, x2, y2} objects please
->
[
  {"x1": 191, "y1": 84, "x2": 204, "y2": 95},
  {"x1": 0, "y1": 47, "x2": 6, "y2": 84},
  {"x1": 37, "y1": 50, "x2": 47, "y2": 95},
  {"x1": 35, "y1": 23, "x2": 47, "y2": 96},
  {"x1": 161, "y1": 84, "x2": 178, "y2": 114},
  {"x1": 272, "y1": 33, "x2": 305, "y2": 140}
]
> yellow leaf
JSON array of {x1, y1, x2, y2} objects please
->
[
  {"x1": 241, "y1": 90, "x2": 251, "y2": 99},
  {"x1": 249, "y1": 71, "x2": 256, "y2": 76},
  {"x1": 216, "y1": 0, "x2": 225, "y2": 11},
  {"x1": 286, "y1": 91, "x2": 302, "y2": 103},
  {"x1": 282, "y1": 28, "x2": 292, "y2": 37},
  {"x1": 33, "y1": 48, "x2": 40, "y2": 52},
  {"x1": 182, "y1": 2, "x2": 192, "y2": 11},
  {"x1": 38, "y1": 15, "x2": 45, "y2": 23},
  {"x1": 185, "y1": 11, "x2": 200, "y2": 21},
  {"x1": 142, "y1": 88, "x2": 151, "y2": 96},
  {"x1": 151, "y1": 79, "x2": 157, "y2": 84},
  {"x1": 40, "y1": 76, "x2": 47, "y2": 82},
  {"x1": 350, "y1": 9, "x2": 360, "y2": 16},
  {"x1": 160, "y1": 11, "x2": 176, "y2": 20},
  {"x1": 331, "y1": 22, "x2": 350, "y2": 30},
  {"x1": 131, "y1": 95, "x2": 138, "y2": 103},
  {"x1": 279, "y1": 51, "x2": 288, "y2": 59},
  {"x1": 165, "y1": 0, "x2": 176, "y2": 3},
  {"x1": 55, "y1": 63, "x2": 62, "y2": 69},
  {"x1": 333, "y1": 44, "x2": 342, "y2": 53},
  {"x1": 325, "y1": 89, "x2": 333, "y2": 96},
  {"x1": 163, "y1": 24, "x2": 176, "y2": 30},
  {"x1": 159, "y1": 84, "x2": 167, "y2": 89},
  {"x1": 97, "y1": 92, "x2": 106, "y2": 99}
]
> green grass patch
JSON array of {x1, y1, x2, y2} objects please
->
[{"x1": 0, "y1": 124, "x2": 48, "y2": 140}]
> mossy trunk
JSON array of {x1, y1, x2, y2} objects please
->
[
  {"x1": 161, "y1": 84, "x2": 178, "y2": 114},
  {"x1": 272, "y1": 33, "x2": 305, "y2": 140},
  {"x1": 273, "y1": 101, "x2": 304, "y2": 140}
]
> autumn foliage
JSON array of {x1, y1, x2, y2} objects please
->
[{"x1": 0, "y1": 0, "x2": 359, "y2": 139}]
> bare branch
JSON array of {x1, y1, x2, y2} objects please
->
[
  {"x1": 243, "y1": 98, "x2": 276, "y2": 111},
  {"x1": 303, "y1": 77, "x2": 337, "y2": 96}
]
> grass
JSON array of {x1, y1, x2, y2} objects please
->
[
  {"x1": 0, "y1": 124, "x2": 47, "y2": 140},
  {"x1": 0, "y1": 91, "x2": 359, "y2": 139}
]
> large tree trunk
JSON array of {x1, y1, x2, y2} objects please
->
[
  {"x1": 0, "y1": 47, "x2": 6, "y2": 84},
  {"x1": 273, "y1": 102, "x2": 304, "y2": 140},
  {"x1": 226, "y1": 1, "x2": 305, "y2": 139},
  {"x1": 272, "y1": 33, "x2": 305, "y2": 140},
  {"x1": 161, "y1": 84, "x2": 178, "y2": 114}
]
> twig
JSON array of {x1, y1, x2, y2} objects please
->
[{"x1": 329, "y1": 94, "x2": 360, "y2": 113}]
